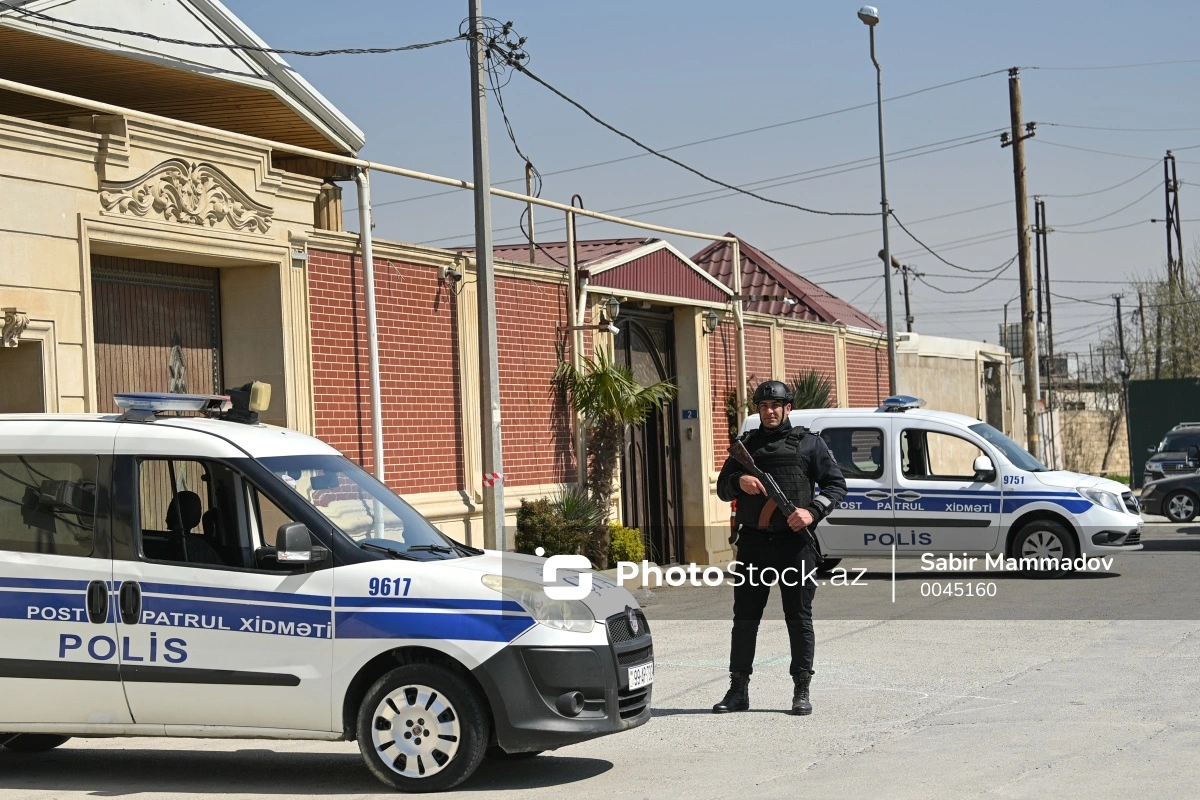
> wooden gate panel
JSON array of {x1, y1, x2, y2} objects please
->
[{"x1": 92, "y1": 256, "x2": 221, "y2": 413}]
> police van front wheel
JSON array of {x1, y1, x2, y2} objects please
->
[
  {"x1": 3, "y1": 734, "x2": 71, "y2": 752},
  {"x1": 356, "y1": 663, "x2": 489, "y2": 792},
  {"x1": 1012, "y1": 520, "x2": 1078, "y2": 572}
]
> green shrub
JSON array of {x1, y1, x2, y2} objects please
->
[
  {"x1": 515, "y1": 497, "x2": 583, "y2": 557},
  {"x1": 609, "y1": 522, "x2": 645, "y2": 564}
]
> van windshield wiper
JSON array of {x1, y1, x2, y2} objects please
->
[
  {"x1": 405, "y1": 544, "x2": 457, "y2": 558},
  {"x1": 359, "y1": 540, "x2": 419, "y2": 560}
]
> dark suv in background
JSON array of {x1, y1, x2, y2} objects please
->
[{"x1": 1143, "y1": 422, "x2": 1200, "y2": 485}]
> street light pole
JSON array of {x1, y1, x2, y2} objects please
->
[{"x1": 859, "y1": 6, "x2": 898, "y2": 396}]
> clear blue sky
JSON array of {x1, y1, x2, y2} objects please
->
[{"x1": 226, "y1": 0, "x2": 1200, "y2": 350}]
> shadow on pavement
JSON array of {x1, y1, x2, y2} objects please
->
[{"x1": 0, "y1": 745, "x2": 612, "y2": 794}]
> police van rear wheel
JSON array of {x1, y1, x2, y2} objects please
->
[
  {"x1": 3, "y1": 734, "x2": 71, "y2": 752},
  {"x1": 1012, "y1": 520, "x2": 1077, "y2": 571},
  {"x1": 357, "y1": 664, "x2": 488, "y2": 792}
]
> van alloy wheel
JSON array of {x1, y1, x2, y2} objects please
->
[{"x1": 370, "y1": 684, "x2": 461, "y2": 779}]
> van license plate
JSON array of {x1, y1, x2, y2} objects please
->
[{"x1": 628, "y1": 662, "x2": 654, "y2": 689}]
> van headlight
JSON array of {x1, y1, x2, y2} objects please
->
[
  {"x1": 481, "y1": 574, "x2": 594, "y2": 633},
  {"x1": 1077, "y1": 487, "x2": 1123, "y2": 512}
]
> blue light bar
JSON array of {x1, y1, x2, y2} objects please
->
[
  {"x1": 880, "y1": 395, "x2": 926, "y2": 412},
  {"x1": 114, "y1": 392, "x2": 231, "y2": 414}
]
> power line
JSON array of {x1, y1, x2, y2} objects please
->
[
  {"x1": 488, "y1": 33, "x2": 875, "y2": 217},
  {"x1": 0, "y1": 1, "x2": 467, "y2": 55},
  {"x1": 1036, "y1": 162, "x2": 1159, "y2": 199},
  {"x1": 431, "y1": 128, "x2": 1006, "y2": 246},
  {"x1": 1026, "y1": 58, "x2": 1200, "y2": 71},
  {"x1": 1054, "y1": 219, "x2": 1155, "y2": 235},
  {"x1": 911, "y1": 256, "x2": 1016, "y2": 295},
  {"x1": 1054, "y1": 182, "x2": 1162, "y2": 228},
  {"x1": 810, "y1": 228, "x2": 1015, "y2": 275},
  {"x1": 352, "y1": 68, "x2": 1013, "y2": 212},
  {"x1": 1035, "y1": 139, "x2": 1200, "y2": 164},
  {"x1": 1038, "y1": 121, "x2": 1200, "y2": 133},
  {"x1": 889, "y1": 213, "x2": 1013, "y2": 274}
]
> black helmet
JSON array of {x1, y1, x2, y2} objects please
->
[{"x1": 752, "y1": 380, "x2": 793, "y2": 405}]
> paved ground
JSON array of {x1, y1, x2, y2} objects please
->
[{"x1": 3, "y1": 522, "x2": 1199, "y2": 799}]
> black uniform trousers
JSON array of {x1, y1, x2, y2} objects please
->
[{"x1": 729, "y1": 529, "x2": 818, "y2": 677}]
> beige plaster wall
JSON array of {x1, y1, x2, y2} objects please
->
[{"x1": 0, "y1": 111, "x2": 321, "y2": 421}]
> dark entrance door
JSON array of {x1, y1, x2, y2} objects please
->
[
  {"x1": 613, "y1": 310, "x2": 684, "y2": 565},
  {"x1": 92, "y1": 255, "x2": 222, "y2": 413}
]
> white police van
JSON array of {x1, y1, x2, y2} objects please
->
[
  {"x1": 739, "y1": 396, "x2": 1143, "y2": 566},
  {"x1": 0, "y1": 389, "x2": 652, "y2": 792}
]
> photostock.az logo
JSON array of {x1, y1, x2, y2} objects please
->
[{"x1": 535, "y1": 547, "x2": 592, "y2": 600}]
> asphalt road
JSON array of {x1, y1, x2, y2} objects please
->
[{"x1": 2, "y1": 522, "x2": 1198, "y2": 799}]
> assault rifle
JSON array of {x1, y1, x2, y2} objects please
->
[{"x1": 729, "y1": 439, "x2": 824, "y2": 563}]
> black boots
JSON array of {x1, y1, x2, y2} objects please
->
[
  {"x1": 712, "y1": 672, "x2": 750, "y2": 713},
  {"x1": 791, "y1": 671, "x2": 813, "y2": 715}
]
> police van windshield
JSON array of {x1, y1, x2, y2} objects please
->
[
  {"x1": 968, "y1": 423, "x2": 1048, "y2": 472},
  {"x1": 259, "y1": 455, "x2": 468, "y2": 557}
]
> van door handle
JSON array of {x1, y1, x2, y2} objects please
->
[
  {"x1": 118, "y1": 581, "x2": 142, "y2": 626},
  {"x1": 86, "y1": 580, "x2": 109, "y2": 625},
  {"x1": 896, "y1": 491, "x2": 922, "y2": 501},
  {"x1": 864, "y1": 490, "x2": 890, "y2": 501}
]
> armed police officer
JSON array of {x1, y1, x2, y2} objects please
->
[{"x1": 713, "y1": 380, "x2": 847, "y2": 715}]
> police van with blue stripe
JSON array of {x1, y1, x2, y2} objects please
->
[
  {"x1": 740, "y1": 396, "x2": 1143, "y2": 568},
  {"x1": 0, "y1": 387, "x2": 651, "y2": 792}
]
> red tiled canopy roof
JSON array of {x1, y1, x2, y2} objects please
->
[{"x1": 691, "y1": 235, "x2": 883, "y2": 331}]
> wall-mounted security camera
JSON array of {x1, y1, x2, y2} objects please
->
[
  {"x1": 604, "y1": 323, "x2": 619, "y2": 335},
  {"x1": 443, "y1": 264, "x2": 463, "y2": 283}
]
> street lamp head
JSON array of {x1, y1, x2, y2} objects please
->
[{"x1": 857, "y1": 5, "x2": 880, "y2": 25}]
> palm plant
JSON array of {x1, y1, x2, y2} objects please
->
[
  {"x1": 555, "y1": 347, "x2": 676, "y2": 568},
  {"x1": 790, "y1": 369, "x2": 833, "y2": 409}
]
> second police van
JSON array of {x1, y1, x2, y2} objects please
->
[
  {"x1": 0, "y1": 388, "x2": 652, "y2": 792},
  {"x1": 739, "y1": 396, "x2": 1144, "y2": 567}
]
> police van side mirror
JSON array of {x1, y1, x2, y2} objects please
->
[
  {"x1": 972, "y1": 455, "x2": 996, "y2": 482},
  {"x1": 276, "y1": 523, "x2": 329, "y2": 564}
]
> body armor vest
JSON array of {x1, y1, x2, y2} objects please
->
[{"x1": 735, "y1": 425, "x2": 814, "y2": 533}]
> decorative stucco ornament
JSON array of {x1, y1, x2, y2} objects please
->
[
  {"x1": 1, "y1": 308, "x2": 28, "y2": 348},
  {"x1": 100, "y1": 158, "x2": 273, "y2": 233}
]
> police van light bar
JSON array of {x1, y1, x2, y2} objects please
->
[
  {"x1": 880, "y1": 395, "x2": 926, "y2": 412},
  {"x1": 114, "y1": 392, "x2": 232, "y2": 414}
]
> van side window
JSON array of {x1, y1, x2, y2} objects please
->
[
  {"x1": 900, "y1": 430, "x2": 987, "y2": 481},
  {"x1": 0, "y1": 455, "x2": 97, "y2": 556},
  {"x1": 820, "y1": 428, "x2": 884, "y2": 479}
]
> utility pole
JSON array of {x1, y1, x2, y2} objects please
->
[
  {"x1": 525, "y1": 162, "x2": 536, "y2": 265},
  {"x1": 1114, "y1": 295, "x2": 1133, "y2": 484},
  {"x1": 468, "y1": 1, "x2": 506, "y2": 551},
  {"x1": 1034, "y1": 196, "x2": 1058, "y2": 467},
  {"x1": 880, "y1": 250, "x2": 915, "y2": 332},
  {"x1": 1138, "y1": 291, "x2": 1150, "y2": 377},
  {"x1": 1164, "y1": 150, "x2": 1182, "y2": 377},
  {"x1": 1002, "y1": 67, "x2": 1040, "y2": 458}
]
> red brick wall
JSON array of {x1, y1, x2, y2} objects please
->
[
  {"x1": 846, "y1": 341, "x2": 890, "y2": 408},
  {"x1": 783, "y1": 329, "x2": 837, "y2": 387},
  {"x1": 308, "y1": 249, "x2": 462, "y2": 495},
  {"x1": 708, "y1": 323, "x2": 737, "y2": 471},
  {"x1": 496, "y1": 275, "x2": 575, "y2": 487},
  {"x1": 745, "y1": 325, "x2": 774, "y2": 386}
]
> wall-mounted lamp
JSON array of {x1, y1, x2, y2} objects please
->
[
  {"x1": 701, "y1": 309, "x2": 720, "y2": 336},
  {"x1": 602, "y1": 296, "x2": 621, "y2": 320},
  {"x1": 2, "y1": 308, "x2": 28, "y2": 348}
]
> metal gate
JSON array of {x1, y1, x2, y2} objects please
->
[
  {"x1": 614, "y1": 311, "x2": 683, "y2": 565},
  {"x1": 92, "y1": 255, "x2": 222, "y2": 413}
]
